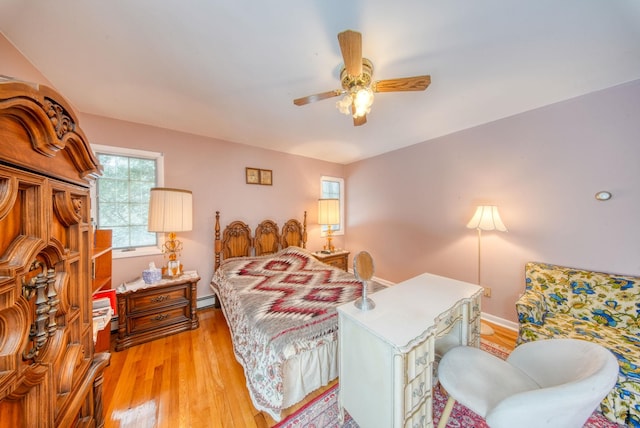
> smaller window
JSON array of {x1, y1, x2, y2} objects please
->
[
  {"x1": 91, "y1": 144, "x2": 164, "y2": 258},
  {"x1": 320, "y1": 176, "x2": 345, "y2": 236}
]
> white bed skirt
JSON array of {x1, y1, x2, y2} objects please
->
[{"x1": 281, "y1": 339, "x2": 339, "y2": 409}]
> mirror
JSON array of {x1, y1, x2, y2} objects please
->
[{"x1": 353, "y1": 251, "x2": 376, "y2": 310}]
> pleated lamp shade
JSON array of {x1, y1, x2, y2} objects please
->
[
  {"x1": 317, "y1": 198, "x2": 340, "y2": 226},
  {"x1": 148, "y1": 187, "x2": 193, "y2": 233},
  {"x1": 466, "y1": 205, "x2": 507, "y2": 232}
]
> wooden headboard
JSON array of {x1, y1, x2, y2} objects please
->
[{"x1": 214, "y1": 211, "x2": 307, "y2": 270}]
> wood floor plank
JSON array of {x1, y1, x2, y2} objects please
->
[{"x1": 103, "y1": 308, "x2": 518, "y2": 427}]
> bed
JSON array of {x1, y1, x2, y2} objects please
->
[{"x1": 210, "y1": 211, "x2": 384, "y2": 420}]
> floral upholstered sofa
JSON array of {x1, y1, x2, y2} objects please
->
[{"x1": 516, "y1": 261, "x2": 640, "y2": 427}]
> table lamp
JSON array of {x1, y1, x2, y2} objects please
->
[
  {"x1": 148, "y1": 187, "x2": 193, "y2": 277},
  {"x1": 318, "y1": 198, "x2": 339, "y2": 252}
]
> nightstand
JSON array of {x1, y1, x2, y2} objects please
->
[
  {"x1": 115, "y1": 271, "x2": 200, "y2": 351},
  {"x1": 312, "y1": 250, "x2": 350, "y2": 271}
]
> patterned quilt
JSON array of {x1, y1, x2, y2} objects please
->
[{"x1": 211, "y1": 246, "x2": 384, "y2": 418}]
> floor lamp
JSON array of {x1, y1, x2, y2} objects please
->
[{"x1": 466, "y1": 205, "x2": 507, "y2": 335}]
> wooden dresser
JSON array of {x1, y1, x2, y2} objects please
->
[
  {"x1": 0, "y1": 79, "x2": 110, "y2": 427},
  {"x1": 337, "y1": 273, "x2": 482, "y2": 428},
  {"x1": 115, "y1": 272, "x2": 200, "y2": 351}
]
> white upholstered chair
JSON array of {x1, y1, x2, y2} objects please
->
[{"x1": 436, "y1": 338, "x2": 619, "y2": 428}]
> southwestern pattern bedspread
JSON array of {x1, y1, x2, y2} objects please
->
[{"x1": 211, "y1": 246, "x2": 384, "y2": 420}]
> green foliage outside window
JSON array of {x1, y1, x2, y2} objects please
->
[{"x1": 97, "y1": 153, "x2": 158, "y2": 249}]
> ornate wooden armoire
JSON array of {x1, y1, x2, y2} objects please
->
[{"x1": 0, "y1": 78, "x2": 110, "y2": 427}]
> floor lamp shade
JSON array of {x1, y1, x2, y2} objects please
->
[
  {"x1": 148, "y1": 187, "x2": 193, "y2": 233},
  {"x1": 466, "y1": 205, "x2": 507, "y2": 232}
]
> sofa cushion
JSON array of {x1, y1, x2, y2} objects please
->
[{"x1": 524, "y1": 262, "x2": 640, "y2": 335}]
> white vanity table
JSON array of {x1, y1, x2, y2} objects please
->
[{"x1": 337, "y1": 273, "x2": 483, "y2": 428}]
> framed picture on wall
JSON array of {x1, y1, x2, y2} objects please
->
[
  {"x1": 246, "y1": 167, "x2": 260, "y2": 184},
  {"x1": 260, "y1": 169, "x2": 272, "y2": 185}
]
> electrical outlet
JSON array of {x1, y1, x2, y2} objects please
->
[{"x1": 483, "y1": 287, "x2": 492, "y2": 298}]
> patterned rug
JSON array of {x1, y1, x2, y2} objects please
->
[{"x1": 273, "y1": 341, "x2": 621, "y2": 428}]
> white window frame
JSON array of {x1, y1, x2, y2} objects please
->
[
  {"x1": 90, "y1": 144, "x2": 165, "y2": 259},
  {"x1": 320, "y1": 175, "x2": 345, "y2": 236}
]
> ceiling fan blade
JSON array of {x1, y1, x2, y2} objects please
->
[
  {"x1": 353, "y1": 114, "x2": 367, "y2": 126},
  {"x1": 350, "y1": 104, "x2": 367, "y2": 126},
  {"x1": 374, "y1": 75, "x2": 431, "y2": 92},
  {"x1": 293, "y1": 89, "x2": 342, "y2": 106},
  {"x1": 337, "y1": 30, "x2": 362, "y2": 76}
]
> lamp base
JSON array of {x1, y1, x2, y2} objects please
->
[
  {"x1": 164, "y1": 260, "x2": 182, "y2": 278},
  {"x1": 324, "y1": 229, "x2": 335, "y2": 253}
]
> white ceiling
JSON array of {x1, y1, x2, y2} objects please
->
[{"x1": 1, "y1": 1, "x2": 639, "y2": 164}]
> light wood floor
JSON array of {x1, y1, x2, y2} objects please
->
[
  {"x1": 480, "y1": 319, "x2": 518, "y2": 350},
  {"x1": 102, "y1": 308, "x2": 517, "y2": 428}
]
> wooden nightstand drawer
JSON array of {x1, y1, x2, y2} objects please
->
[
  {"x1": 325, "y1": 257, "x2": 346, "y2": 270},
  {"x1": 129, "y1": 304, "x2": 190, "y2": 334},
  {"x1": 312, "y1": 250, "x2": 350, "y2": 272},
  {"x1": 116, "y1": 272, "x2": 200, "y2": 351},
  {"x1": 129, "y1": 286, "x2": 189, "y2": 313}
]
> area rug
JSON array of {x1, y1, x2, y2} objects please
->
[{"x1": 273, "y1": 341, "x2": 622, "y2": 428}]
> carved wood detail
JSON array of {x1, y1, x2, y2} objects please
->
[
  {"x1": 213, "y1": 211, "x2": 308, "y2": 271},
  {"x1": 0, "y1": 81, "x2": 101, "y2": 183},
  {"x1": 43, "y1": 98, "x2": 74, "y2": 140},
  {"x1": 221, "y1": 220, "x2": 252, "y2": 260},
  {"x1": 0, "y1": 176, "x2": 18, "y2": 222},
  {"x1": 255, "y1": 220, "x2": 280, "y2": 256},
  {"x1": 0, "y1": 78, "x2": 110, "y2": 427},
  {"x1": 22, "y1": 266, "x2": 59, "y2": 362},
  {"x1": 281, "y1": 213, "x2": 307, "y2": 250},
  {"x1": 52, "y1": 191, "x2": 82, "y2": 227},
  {"x1": 0, "y1": 235, "x2": 44, "y2": 277}
]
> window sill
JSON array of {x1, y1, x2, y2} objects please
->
[{"x1": 112, "y1": 247, "x2": 163, "y2": 259}]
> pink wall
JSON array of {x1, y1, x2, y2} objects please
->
[
  {"x1": 345, "y1": 79, "x2": 640, "y2": 322},
  {"x1": 79, "y1": 115, "x2": 346, "y2": 298},
  {"x1": 0, "y1": 33, "x2": 53, "y2": 86}
]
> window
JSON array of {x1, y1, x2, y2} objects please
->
[
  {"x1": 320, "y1": 176, "x2": 345, "y2": 236},
  {"x1": 91, "y1": 145, "x2": 164, "y2": 258}
]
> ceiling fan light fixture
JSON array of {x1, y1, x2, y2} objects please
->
[
  {"x1": 294, "y1": 31, "x2": 430, "y2": 126},
  {"x1": 353, "y1": 86, "x2": 374, "y2": 118},
  {"x1": 336, "y1": 94, "x2": 353, "y2": 115}
]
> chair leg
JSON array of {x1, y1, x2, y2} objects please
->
[{"x1": 437, "y1": 396, "x2": 456, "y2": 428}]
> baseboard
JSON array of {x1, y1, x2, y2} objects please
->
[
  {"x1": 346, "y1": 269, "x2": 395, "y2": 287},
  {"x1": 197, "y1": 294, "x2": 216, "y2": 309},
  {"x1": 481, "y1": 312, "x2": 518, "y2": 332},
  {"x1": 372, "y1": 275, "x2": 394, "y2": 287}
]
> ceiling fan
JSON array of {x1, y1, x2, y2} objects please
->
[{"x1": 293, "y1": 30, "x2": 431, "y2": 126}]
